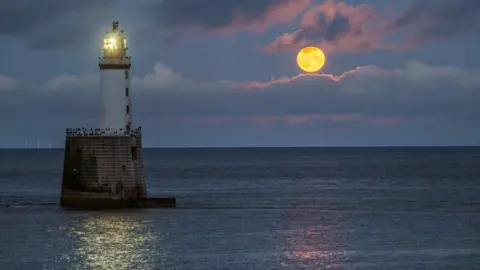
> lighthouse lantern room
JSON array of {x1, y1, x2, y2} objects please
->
[{"x1": 99, "y1": 21, "x2": 132, "y2": 134}]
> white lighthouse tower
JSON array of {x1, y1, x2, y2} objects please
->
[{"x1": 99, "y1": 21, "x2": 132, "y2": 134}]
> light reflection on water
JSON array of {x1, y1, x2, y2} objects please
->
[
  {"x1": 279, "y1": 222, "x2": 351, "y2": 269},
  {"x1": 64, "y1": 214, "x2": 162, "y2": 270}
]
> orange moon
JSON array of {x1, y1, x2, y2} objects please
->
[{"x1": 296, "y1": 46, "x2": 326, "y2": 73}]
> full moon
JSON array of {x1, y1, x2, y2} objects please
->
[{"x1": 296, "y1": 46, "x2": 326, "y2": 73}]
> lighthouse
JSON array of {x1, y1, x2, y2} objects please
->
[
  {"x1": 59, "y1": 21, "x2": 175, "y2": 209},
  {"x1": 59, "y1": 21, "x2": 150, "y2": 209},
  {"x1": 99, "y1": 21, "x2": 132, "y2": 134}
]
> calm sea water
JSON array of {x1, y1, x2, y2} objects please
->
[{"x1": 0, "y1": 147, "x2": 479, "y2": 269}]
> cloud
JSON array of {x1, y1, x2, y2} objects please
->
[
  {"x1": 388, "y1": 0, "x2": 480, "y2": 46},
  {"x1": 3, "y1": 60, "x2": 480, "y2": 146},
  {"x1": 264, "y1": 0, "x2": 391, "y2": 53},
  {"x1": 154, "y1": 0, "x2": 311, "y2": 37},
  {"x1": 0, "y1": 0, "x2": 118, "y2": 49},
  {"x1": 265, "y1": 0, "x2": 480, "y2": 53},
  {"x1": 39, "y1": 60, "x2": 480, "y2": 121},
  {"x1": 45, "y1": 73, "x2": 99, "y2": 91},
  {"x1": 0, "y1": 75, "x2": 16, "y2": 90},
  {"x1": 131, "y1": 63, "x2": 184, "y2": 89},
  {"x1": 45, "y1": 63, "x2": 185, "y2": 91}
]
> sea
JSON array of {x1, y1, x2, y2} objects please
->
[{"x1": 0, "y1": 147, "x2": 479, "y2": 270}]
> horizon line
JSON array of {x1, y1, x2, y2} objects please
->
[{"x1": 1, "y1": 145, "x2": 480, "y2": 150}]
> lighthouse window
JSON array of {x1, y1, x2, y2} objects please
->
[
  {"x1": 124, "y1": 70, "x2": 129, "y2": 79},
  {"x1": 125, "y1": 87, "x2": 129, "y2": 97},
  {"x1": 126, "y1": 105, "x2": 130, "y2": 114},
  {"x1": 131, "y1": 146, "x2": 138, "y2": 160}
]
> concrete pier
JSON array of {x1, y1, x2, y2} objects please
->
[{"x1": 60, "y1": 128, "x2": 175, "y2": 209}]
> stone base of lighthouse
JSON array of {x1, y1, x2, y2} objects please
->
[{"x1": 60, "y1": 129, "x2": 150, "y2": 209}]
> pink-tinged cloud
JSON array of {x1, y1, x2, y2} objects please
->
[
  {"x1": 0, "y1": 75, "x2": 17, "y2": 90},
  {"x1": 221, "y1": 65, "x2": 399, "y2": 90},
  {"x1": 157, "y1": 0, "x2": 311, "y2": 38},
  {"x1": 247, "y1": 116, "x2": 280, "y2": 124},
  {"x1": 217, "y1": 0, "x2": 312, "y2": 34},
  {"x1": 265, "y1": 0, "x2": 480, "y2": 54},
  {"x1": 264, "y1": 0, "x2": 396, "y2": 53},
  {"x1": 156, "y1": 114, "x2": 408, "y2": 127},
  {"x1": 282, "y1": 114, "x2": 407, "y2": 125}
]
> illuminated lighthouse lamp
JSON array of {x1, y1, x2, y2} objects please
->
[{"x1": 103, "y1": 34, "x2": 127, "y2": 52}]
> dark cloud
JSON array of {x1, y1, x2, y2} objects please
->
[
  {"x1": 264, "y1": 1, "x2": 384, "y2": 53},
  {"x1": 154, "y1": 0, "x2": 310, "y2": 33},
  {"x1": 292, "y1": 12, "x2": 351, "y2": 44},
  {"x1": 323, "y1": 13, "x2": 351, "y2": 41},
  {"x1": 390, "y1": 0, "x2": 480, "y2": 42},
  {"x1": 0, "y1": 0, "x2": 310, "y2": 49},
  {"x1": 0, "y1": 0, "x2": 115, "y2": 49}
]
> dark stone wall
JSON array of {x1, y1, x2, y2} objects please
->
[{"x1": 60, "y1": 135, "x2": 147, "y2": 209}]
